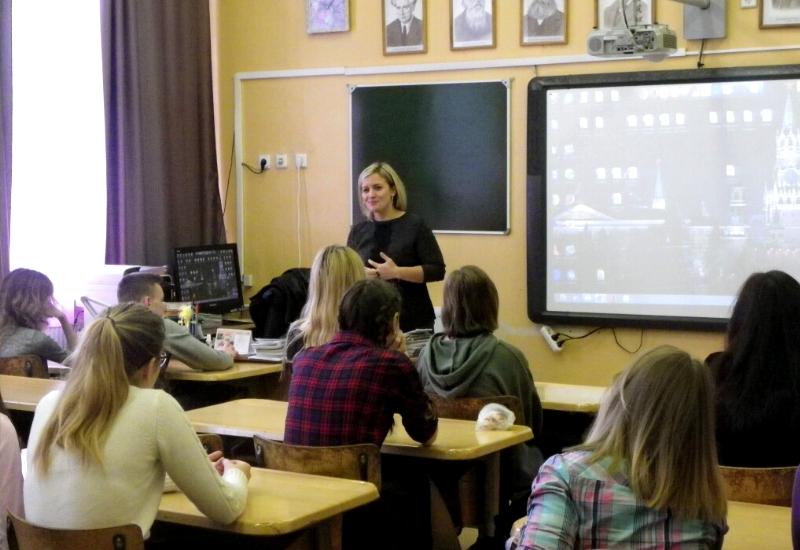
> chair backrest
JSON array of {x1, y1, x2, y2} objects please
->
[
  {"x1": 719, "y1": 465, "x2": 797, "y2": 506},
  {"x1": 0, "y1": 355, "x2": 48, "y2": 378},
  {"x1": 253, "y1": 436, "x2": 381, "y2": 491},
  {"x1": 8, "y1": 512, "x2": 144, "y2": 550},
  {"x1": 198, "y1": 433, "x2": 224, "y2": 454},
  {"x1": 428, "y1": 394, "x2": 523, "y2": 424}
]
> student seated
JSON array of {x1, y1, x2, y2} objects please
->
[
  {"x1": 24, "y1": 303, "x2": 249, "y2": 537},
  {"x1": 285, "y1": 278, "x2": 438, "y2": 549},
  {"x1": 416, "y1": 265, "x2": 543, "y2": 543},
  {"x1": 283, "y1": 244, "x2": 364, "y2": 369},
  {"x1": 707, "y1": 270, "x2": 800, "y2": 467},
  {"x1": 510, "y1": 346, "x2": 727, "y2": 549},
  {"x1": 117, "y1": 272, "x2": 234, "y2": 371},
  {"x1": 0, "y1": 268, "x2": 77, "y2": 363},
  {"x1": 0, "y1": 398, "x2": 22, "y2": 550}
]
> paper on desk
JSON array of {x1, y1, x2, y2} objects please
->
[{"x1": 215, "y1": 328, "x2": 252, "y2": 356}]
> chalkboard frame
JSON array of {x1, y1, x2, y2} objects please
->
[{"x1": 349, "y1": 79, "x2": 510, "y2": 234}]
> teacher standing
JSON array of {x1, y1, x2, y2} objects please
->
[{"x1": 347, "y1": 162, "x2": 445, "y2": 332}]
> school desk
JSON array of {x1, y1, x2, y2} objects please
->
[
  {"x1": 157, "y1": 466, "x2": 378, "y2": 549},
  {"x1": 0, "y1": 374, "x2": 64, "y2": 412},
  {"x1": 726, "y1": 500, "x2": 791, "y2": 549},
  {"x1": 165, "y1": 360, "x2": 282, "y2": 382},
  {"x1": 534, "y1": 381, "x2": 606, "y2": 413},
  {"x1": 184, "y1": 398, "x2": 533, "y2": 536}
]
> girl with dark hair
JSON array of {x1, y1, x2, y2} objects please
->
[
  {"x1": 707, "y1": 270, "x2": 800, "y2": 466},
  {"x1": 0, "y1": 268, "x2": 77, "y2": 362},
  {"x1": 24, "y1": 303, "x2": 249, "y2": 538}
]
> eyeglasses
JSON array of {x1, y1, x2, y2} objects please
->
[{"x1": 157, "y1": 351, "x2": 171, "y2": 371}]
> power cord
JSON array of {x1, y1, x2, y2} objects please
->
[
  {"x1": 697, "y1": 38, "x2": 707, "y2": 69},
  {"x1": 551, "y1": 326, "x2": 645, "y2": 354},
  {"x1": 242, "y1": 158, "x2": 268, "y2": 174}
]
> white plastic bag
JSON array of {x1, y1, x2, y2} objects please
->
[{"x1": 476, "y1": 403, "x2": 515, "y2": 431}]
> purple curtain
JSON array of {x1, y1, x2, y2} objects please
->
[
  {"x1": 0, "y1": 0, "x2": 11, "y2": 278},
  {"x1": 101, "y1": 0, "x2": 224, "y2": 266}
]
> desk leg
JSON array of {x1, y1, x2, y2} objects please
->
[
  {"x1": 309, "y1": 515, "x2": 343, "y2": 550},
  {"x1": 482, "y1": 453, "x2": 500, "y2": 538}
]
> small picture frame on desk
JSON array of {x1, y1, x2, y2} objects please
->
[
  {"x1": 383, "y1": 0, "x2": 427, "y2": 55},
  {"x1": 451, "y1": 0, "x2": 495, "y2": 50},
  {"x1": 595, "y1": 0, "x2": 654, "y2": 31},
  {"x1": 760, "y1": 0, "x2": 800, "y2": 28},
  {"x1": 521, "y1": 0, "x2": 567, "y2": 45},
  {"x1": 306, "y1": 0, "x2": 350, "y2": 34}
]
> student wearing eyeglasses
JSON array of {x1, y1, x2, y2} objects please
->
[{"x1": 24, "y1": 303, "x2": 250, "y2": 539}]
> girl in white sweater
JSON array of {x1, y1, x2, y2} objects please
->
[{"x1": 24, "y1": 302, "x2": 249, "y2": 538}]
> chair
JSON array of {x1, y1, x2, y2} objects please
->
[
  {"x1": 198, "y1": 433, "x2": 224, "y2": 454},
  {"x1": 252, "y1": 436, "x2": 381, "y2": 490},
  {"x1": 792, "y1": 467, "x2": 800, "y2": 549},
  {"x1": 428, "y1": 394, "x2": 523, "y2": 423},
  {"x1": 0, "y1": 355, "x2": 48, "y2": 378},
  {"x1": 7, "y1": 512, "x2": 144, "y2": 550},
  {"x1": 719, "y1": 465, "x2": 797, "y2": 506}
]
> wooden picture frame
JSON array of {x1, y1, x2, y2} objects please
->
[
  {"x1": 521, "y1": 0, "x2": 567, "y2": 45},
  {"x1": 760, "y1": 0, "x2": 800, "y2": 28},
  {"x1": 383, "y1": 0, "x2": 427, "y2": 55},
  {"x1": 306, "y1": 0, "x2": 350, "y2": 34},
  {"x1": 451, "y1": 0, "x2": 496, "y2": 50},
  {"x1": 595, "y1": 0, "x2": 655, "y2": 30}
]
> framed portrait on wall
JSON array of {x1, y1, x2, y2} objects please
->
[
  {"x1": 595, "y1": 0, "x2": 655, "y2": 30},
  {"x1": 451, "y1": 0, "x2": 496, "y2": 50},
  {"x1": 383, "y1": 0, "x2": 427, "y2": 55},
  {"x1": 306, "y1": 0, "x2": 350, "y2": 34},
  {"x1": 760, "y1": 0, "x2": 800, "y2": 28},
  {"x1": 521, "y1": 0, "x2": 567, "y2": 45}
]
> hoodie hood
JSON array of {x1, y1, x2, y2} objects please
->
[{"x1": 418, "y1": 332, "x2": 499, "y2": 398}]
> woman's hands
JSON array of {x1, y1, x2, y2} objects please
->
[
  {"x1": 367, "y1": 252, "x2": 400, "y2": 280},
  {"x1": 210, "y1": 450, "x2": 251, "y2": 480},
  {"x1": 46, "y1": 299, "x2": 78, "y2": 351}
]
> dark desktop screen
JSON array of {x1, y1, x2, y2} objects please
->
[{"x1": 174, "y1": 246, "x2": 241, "y2": 308}]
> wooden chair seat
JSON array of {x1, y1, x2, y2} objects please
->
[
  {"x1": 720, "y1": 465, "x2": 797, "y2": 506},
  {"x1": 253, "y1": 436, "x2": 381, "y2": 490},
  {"x1": 8, "y1": 512, "x2": 144, "y2": 550},
  {"x1": 0, "y1": 355, "x2": 48, "y2": 378}
]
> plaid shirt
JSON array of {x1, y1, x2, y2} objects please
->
[
  {"x1": 284, "y1": 331, "x2": 438, "y2": 447},
  {"x1": 510, "y1": 451, "x2": 727, "y2": 550}
]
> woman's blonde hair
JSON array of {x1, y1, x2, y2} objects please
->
[
  {"x1": 577, "y1": 345, "x2": 726, "y2": 522},
  {"x1": 33, "y1": 302, "x2": 165, "y2": 473},
  {"x1": 289, "y1": 245, "x2": 365, "y2": 351},
  {"x1": 0, "y1": 268, "x2": 55, "y2": 330},
  {"x1": 357, "y1": 161, "x2": 408, "y2": 218}
]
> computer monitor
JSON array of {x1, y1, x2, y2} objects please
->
[{"x1": 172, "y1": 243, "x2": 243, "y2": 315}]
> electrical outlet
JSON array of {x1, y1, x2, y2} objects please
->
[
  {"x1": 242, "y1": 274, "x2": 253, "y2": 287},
  {"x1": 539, "y1": 325, "x2": 563, "y2": 353},
  {"x1": 258, "y1": 154, "x2": 270, "y2": 170},
  {"x1": 295, "y1": 153, "x2": 308, "y2": 169},
  {"x1": 740, "y1": 0, "x2": 756, "y2": 7},
  {"x1": 276, "y1": 154, "x2": 288, "y2": 169}
]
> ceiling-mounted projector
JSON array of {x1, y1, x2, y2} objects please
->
[{"x1": 587, "y1": 24, "x2": 677, "y2": 61}]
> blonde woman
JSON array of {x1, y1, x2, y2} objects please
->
[
  {"x1": 511, "y1": 345, "x2": 727, "y2": 549},
  {"x1": 0, "y1": 268, "x2": 77, "y2": 363},
  {"x1": 24, "y1": 303, "x2": 249, "y2": 538},
  {"x1": 347, "y1": 162, "x2": 445, "y2": 332},
  {"x1": 284, "y1": 245, "x2": 365, "y2": 367}
]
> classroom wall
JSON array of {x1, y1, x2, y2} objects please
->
[{"x1": 213, "y1": 1, "x2": 798, "y2": 386}]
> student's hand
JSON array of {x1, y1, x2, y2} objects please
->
[
  {"x1": 388, "y1": 330, "x2": 407, "y2": 354},
  {"x1": 45, "y1": 301, "x2": 68, "y2": 323},
  {"x1": 223, "y1": 459, "x2": 251, "y2": 480},
  {"x1": 208, "y1": 450, "x2": 225, "y2": 474},
  {"x1": 364, "y1": 266, "x2": 379, "y2": 279},
  {"x1": 367, "y1": 252, "x2": 400, "y2": 280}
]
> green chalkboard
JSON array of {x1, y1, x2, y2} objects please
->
[{"x1": 350, "y1": 81, "x2": 509, "y2": 233}]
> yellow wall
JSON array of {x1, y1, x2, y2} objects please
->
[{"x1": 214, "y1": 1, "x2": 798, "y2": 386}]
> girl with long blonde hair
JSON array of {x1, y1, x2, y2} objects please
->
[
  {"x1": 511, "y1": 345, "x2": 727, "y2": 549},
  {"x1": 284, "y1": 245, "x2": 365, "y2": 366},
  {"x1": 25, "y1": 303, "x2": 249, "y2": 537}
]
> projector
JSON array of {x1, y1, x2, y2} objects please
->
[{"x1": 587, "y1": 24, "x2": 677, "y2": 61}]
